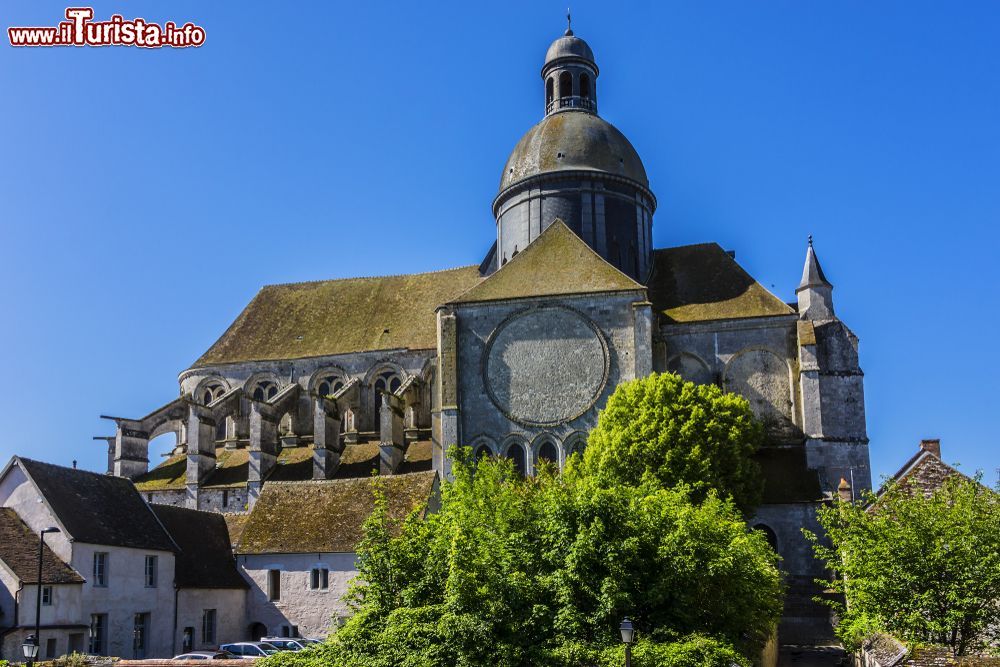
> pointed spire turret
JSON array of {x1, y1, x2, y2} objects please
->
[{"x1": 796, "y1": 236, "x2": 835, "y2": 319}]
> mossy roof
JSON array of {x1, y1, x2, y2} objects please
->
[
  {"x1": 451, "y1": 220, "x2": 643, "y2": 304},
  {"x1": 134, "y1": 442, "x2": 434, "y2": 491},
  {"x1": 647, "y1": 244, "x2": 794, "y2": 323},
  {"x1": 222, "y1": 512, "x2": 250, "y2": 547},
  {"x1": 236, "y1": 472, "x2": 437, "y2": 554},
  {"x1": 150, "y1": 504, "x2": 248, "y2": 589},
  {"x1": 192, "y1": 265, "x2": 483, "y2": 367}
]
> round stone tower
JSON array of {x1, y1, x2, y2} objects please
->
[{"x1": 493, "y1": 25, "x2": 656, "y2": 281}]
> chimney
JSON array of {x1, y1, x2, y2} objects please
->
[
  {"x1": 920, "y1": 439, "x2": 941, "y2": 458},
  {"x1": 837, "y1": 478, "x2": 853, "y2": 502}
]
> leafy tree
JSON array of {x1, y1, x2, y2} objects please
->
[
  {"x1": 806, "y1": 473, "x2": 1000, "y2": 656},
  {"x1": 581, "y1": 372, "x2": 764, "y2": 514},
  {"x1": 264, "y1": 453, "x2": 782, "y2": 667}
]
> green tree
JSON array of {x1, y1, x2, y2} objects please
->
[
  {"x1": 269, "y1": 453, "x2": 781, "y2": 667},
  {"x1": 581, "y1": 372, "x2": 764, "y2": 514},
  {"x1": 807, "y1": 474, "x2": 1000, "y2": 656}
]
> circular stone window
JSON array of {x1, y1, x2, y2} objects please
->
[{"x1": 483, "y1": 307, "x2": 609, "y2": 426}]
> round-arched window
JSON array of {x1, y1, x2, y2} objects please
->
[
  {"x1": 251, "y1": 380, "x2": 278, "y2": 402},
  {"x1": 538, "y1": 441, "x2": 558, "y2": 467},
  {"x1": 317, "y1": 375, "x2": 346, "y2": 397},
  {"x1": 373, "y1": 370, "x2": 403, "y2": 416},
  {"x1": 474, "y1": 444, "x2": 493, "y2": 463},
  {"x1": 752, "y1": 524, "x2": 779, "y2": 552},
  {"x1": 506, "y1": 442, "x2": 527, "y2": 479},
  {"x1": 200, "y1": 382, "x2": 226, "y2": 406}
]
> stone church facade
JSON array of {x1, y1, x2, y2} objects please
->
[{"x1": 100, "y1": 26, "x2": 871, "y2": 643}]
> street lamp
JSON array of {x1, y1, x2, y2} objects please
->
[
  {"x1": 620, "y1": 617, "x2": 635, "y2": 667},
  {"x1": 22, "y1": 634, "x2": 39, "y2": 663},
  {"x1": 31, "y1": 527, "x2": 60, "y2": 667}
]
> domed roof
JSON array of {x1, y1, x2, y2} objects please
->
[
  {"x1": 544, "y1": 31, "x2": 595, "y2": 70},
  {"x1": 499, "y1": 111, "x2": 648, "y2": 192}
]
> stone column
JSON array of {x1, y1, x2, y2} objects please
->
[
  {"x1": 110, "y1": 420, "x2": 150, "y2": 479},
  {"x1": 248, "y1": 402, "x2": 279, "y2": 503},
  {"x1": 312, "y1": 395, "x2": 342, "y2": 480},
  {"x1": 379, "y1": 393, "x2": 405, "y2": 475},
  {"x1": 434, "y1": 308, "x2": 461, "y2": 479},
  {"x1": 185, "y1": 405, "x2": 217, "y2": 510},
  {"x1": 631, "y1": 300, "x2": 653, "y2": 380}
]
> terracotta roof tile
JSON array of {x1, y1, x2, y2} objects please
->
[{"x1": 0, "y1": 508, "x2": 83, "y2": 584}]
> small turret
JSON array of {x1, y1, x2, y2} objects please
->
[{"x1": 796, "y1": 236, "x2": 834, "y2": 320}]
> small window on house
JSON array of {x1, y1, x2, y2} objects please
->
[
  {"x1": 281, "y1": 625, "x2": 290, "y2": 638},
  {"x1": 182, "y1": 627, "x2": 194, "y2": 653},
  {"x1": 268, "y1": 569, "x2": 281, "y2": 601},
  {"x1": 41, "y1": 586, "x2": 53, "y2": 606},
  {"x1": 202, "y1": 609, "x2": 217, "y2": 644},
  {"x1": 222, "y1": 489, "x2": 230, "y2": 508},
  {"x1": 310, "y1": 568, "x2": 329, "y2": 590},
  {"x1": 146, "y1": 493, "x2": 153, "y2": 503},
  {"x1": 144, "y1": 555, "x2": 158, "y2": 588},
  {"x1": 89, "y1": 613, "x2": 107, "y2": 655},
  {"x1": 93, "y1": 552, "x2": 108, "y2": 587},
  {"x1": 46, "y1": 637, "x2": 57, "y2": 659},
  {"x1": 291, "y1": 625, "x2": 299, "y2": 638}
]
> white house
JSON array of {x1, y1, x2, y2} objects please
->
[
  {"x1": 0, "y1": 458, "x2": 248, "y2": 660},
  {"x1": 233, "y1": 472, "x2": 438, "y2": 639}
]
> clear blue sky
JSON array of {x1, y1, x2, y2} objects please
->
[{"x1": 1, "y1": 1, "x2": 997, "y2": 484}]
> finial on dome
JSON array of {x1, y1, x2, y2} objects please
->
[
  {"x1": 808, "y1": 234, "x2": 813, "y2": 248},
  {"x1": 565, "y1": 8, "x2": 573, "y2": 36}
]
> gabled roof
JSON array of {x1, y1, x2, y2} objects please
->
[
  {"x1": 150, "y1": 505, "x2": 248, "y2": 589},
  {"x1": 881, "y1": 446, "x2": 965, "y2": 499},
  {"x1": 647, "y1": 244, "x2": 794, "y2": 323},
  {"x1": 450, "y1": 220, "x2": 644, "y2": 305},
  {"x1": 16, "y1": 458, "x2": 175, "y2": 552},
  {"x1": 0, "y1": 508, "x2": 84, "y2": 584},
  {"x1": 192, "y1": 265, "x2": 483, "y2": 368},
  {"x1": 236, "y1": 472, "x2": 437, "y2": 555}
]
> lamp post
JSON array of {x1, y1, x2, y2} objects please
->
[
  {"x1": 22, "y1": 635, "x2": 38, "y2": 666},
  {"x1": 30, "y1": 527, "x2": 60, "y2": 666},
  {"x1": 620, "y1": 617, "x2": 634, "y2": 667}
]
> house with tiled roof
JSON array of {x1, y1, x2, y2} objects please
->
[
  {"x1": 91, "y1": 24, "x2": 872, "y2": 645},
  {"x1": 235, "y1": 472, "x2": 437, "y2": 640},
  {"x1": 0, "y1": 458, "x2": 251, "y2": 661}
]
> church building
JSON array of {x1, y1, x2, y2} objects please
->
[{"x1": 100, "y1": 25, "x2": 871, "y2": 644}]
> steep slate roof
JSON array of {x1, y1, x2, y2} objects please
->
[
  {"x1": 0, "y1": 508, "x2": 84, "y2": 584},
  {"x1": 647, "y1": 244, "x2": 794, "y2": 323},
  {"x1": 192, "y1": 265, "x2": 483, "y2": 367},
  {"x1": 237, "y1": 472, "x2": 437, "y2": 555},
  {"x1": 18, "y1": 458, "x2": 175, "y2": 552},
  {"x1": 451, "y1": 220, "x2": 643, "y2": 304},
  {"x1": 222, "y1": 513, "x2": 251, "y2": 548},
  {"x1": 150, "y1": 505, "x2": 248, "y2": 589}
]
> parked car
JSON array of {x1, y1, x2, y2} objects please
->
[
  {"x1": 220, "y1": 642, "x2": 281, "y2": 658},
  {"x1": 260, "y1": 637, "x2": 323, "y2": 651},
  {"x1": 172, "y1": 651, "x2": 237, "y2": 660}
]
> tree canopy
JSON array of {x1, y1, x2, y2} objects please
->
[
  {"x1": 807, "y1": 473, "x2": 1000, "y2": 656},
  {"x1": 581, "y1": 372, "x2": 765, "y2": 514},
  {"x1": 263, "y1": 372, "x2": 780, "y2": 666}
]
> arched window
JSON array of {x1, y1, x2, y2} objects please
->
[
  {"x1": 546, "y1": 77, "x2": 554, "y2": 109},
  {"x1": 372, "y1": 370, "x2": 402, "y2": 419},
  {"x1": 317, "y1": 375, "x2": 345, "y2": 397},
  {"x1": 580, "y1": 72, "x2": 591, "y2": 99},
  {"x1": 506, "y1": 443, "x2": 527, "y2": 478},
  {"x1": 566, "y1": 439, "x2": 586, "y2": 459},
  {"x1": 752, "y1": 524, "x2": 779, "y2": 552},
  {"x1": 559, "y1": 71, "x2": 573, "y2": 101},
  {"x1": 537, "y1": 441, "x2": 558, "y2": 469},
  {"x1": 474, "y1": 444, "x2": 493, "y2": 463},
  {"x1": 200, "y1": 383, "x2": 226, "y2": 406},
  {"x1": 251, "y1": 381, "x2": 278, "y2": 402}
]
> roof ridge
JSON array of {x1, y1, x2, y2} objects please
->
[
  {"x1": 262, "y1": 263, "x2": 480, "y2": 290},
  {"x1": 19, "y1": 457, "x2": 115, "y2": 481}
]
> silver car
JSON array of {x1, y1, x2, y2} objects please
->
[{"x1": 219, "y1": 642, "x2": 280, "y2": 658}]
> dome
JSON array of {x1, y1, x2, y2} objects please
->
[
  {"x1": 544, "y1": 32, "x2": 596, "y2": 70},
  {"x1": 498, "y1": 111, "x2": 648, "y2": 192}
]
